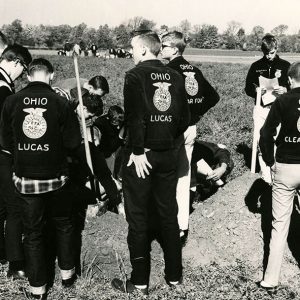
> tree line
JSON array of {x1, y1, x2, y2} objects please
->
[{"x1": 1, "y1": 18, "x2": 300, "y2": 52}]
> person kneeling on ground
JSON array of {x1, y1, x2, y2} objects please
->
[
  {"x1": 190, "y1": 140, "x2": 234, "y2": 202},
  {"x1": 72, "y1": 89, "x2": 125, "y2": 217}
]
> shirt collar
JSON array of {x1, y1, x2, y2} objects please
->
[{"x1": 0, "y1": 67, "x2": 14, "y2": 86}]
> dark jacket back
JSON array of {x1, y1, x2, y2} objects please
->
[
  {"x1": 167, "y1": 56, "x2": 219, "y2": 125},
  {"x1": 0, "y1": 81, "x2": 81, "y2": 179},
  {"x1": 124, "y1": 59, "x2": 190, "y2": 155}
]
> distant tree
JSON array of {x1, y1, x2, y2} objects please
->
[
  {"x1": 179, "y1": 19, "x2": 191, "y2": 36},
  {"x1": 96, "y1": 24, "x2": 114, "y2": 48},
  {"x1": 223, "y1": 21, "x2": 242, "y2": 49},
  {"x1": 69, "y1": 23, "x2": 87, "y2": 44},
  {"x1": 249, "y1": 25, "x2": 265, "y2": 49},
  {"x1": 1, "y1": 19, "x2": 23, "y2": 44},
  {"x1": 271, "y1": 24, "x2": 288, "y2": 37},
  {"x1": 114, "y1": 24, "x2": 131, "y2": 48},
  {"x1": 190, "y1": 24, "x2": 219, "y2": 49},
  {"x1": 236, "y1": 27, "x2": 246, "y2": 48},
  {"x1": 49, "y1": 24, "x2": 73, "y2": 47},
  {"x1": 127, "y1": 16, "x2": 155, "y2": 31}
]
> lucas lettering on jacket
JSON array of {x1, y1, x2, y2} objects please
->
[{"x1": 19, "y1": 96, "x2": 49, "y2": 152}]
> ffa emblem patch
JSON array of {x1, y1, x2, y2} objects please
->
[
  {"x1": 153, "y1": 82, "x2": 172, "y2": 112},
  {"x1": 22, "y1": 108, "x2": 47, "y2": 139},
  {"x1": 183, "y1": 72, "x2": 198, "y2": 96},
  {"x1": 275, "y1": 69, "x2": 282, "y2": 78}
]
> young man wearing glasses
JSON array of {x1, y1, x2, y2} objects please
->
[
  {"x1": 161, "y1": 31, "x2": 219, "y2": 245},
  {"x1": 245, "y1": 34, "x2": 290, "y2": 184},
  {"x1": 0, "y1": 44, "x2": 32, "y2": 279}
]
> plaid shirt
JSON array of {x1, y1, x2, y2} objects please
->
[{"x1": 13, "y1": 173, "x2": 68, "y2": 194}]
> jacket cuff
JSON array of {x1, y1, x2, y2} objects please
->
[{"x1": 133, "y1": 146, "x2": 144, "y2": 155}]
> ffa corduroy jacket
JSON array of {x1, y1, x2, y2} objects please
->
[
  {"x1": 259, "y1": 87, "x2": 300, "y2": 166},
  {"x1": 124, "y1": 59, "x2": 190, "y2": 155},
  {"x1": 245, "y1": 55, "x2": 290, "y2": 102},
  {"x1": 0, "y1": 81, "x2": 81, "y2": 179},
  {"x1": 167, "y1": 56, "x2": 220, "y2": 125}
]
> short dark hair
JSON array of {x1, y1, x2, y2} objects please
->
[
  {"x1": 88, "y1": 75, "x2": 109, "y2": 94},
  {"x1": 1, "y1": 44, "x2": 32, "y2": 67},
  {"x1": 134, "y1": 31, "x2": 161, "y2": 56},
  {"x1": 288, "y1": 62, "x2": 300, "y2": 82},
  {"x1": 28, "y1": 58, "x2": 53, "y2": 75},
  {"x1": 82, "y1": 93, "x2": 103, "y2": 116},
  {"x1": 107, "y1": 105, "x2": 124, "y2": 124},
  {"x1": 161, "y1": 31, "x2": 187, "y2": 55},
  {"x1": 0, "y1": 31, "x2": 8, "y2": 48},
  {"x1": 261, "y1": 34, "x2": 277, "y2": 53}
]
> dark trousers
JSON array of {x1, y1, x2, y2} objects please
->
[
  {"x1": 123, "y1": 149, "x2": 182, "y2": 285},
  {"x1": 0, "y1": 152, "x2": 24, "y2": 263},
  {"x1": 77, "y1": 143, "x2": 121, "y2": 207},
  {"x1": 18, "y1": 182, "x2": 75, "y2": 288}
]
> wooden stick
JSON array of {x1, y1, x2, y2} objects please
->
[
  {"x1": 73, "y1": 53, "x2": 94, "y2": 174},
  {"x1": 251, "y1": 87, "x2": 262, "y2": 173}
]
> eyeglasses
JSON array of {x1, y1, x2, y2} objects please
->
[
  {"x1": 161, "y1": 43, "x2": 172, "y2": 49},
  {"x1": 16, "y1": 58, "x2": 28, "y2": 74}
]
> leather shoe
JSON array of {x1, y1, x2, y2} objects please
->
[
  {"x1": 257, "y1": 281, "x2": 278, "y2": 296},
  {"x1": 20, "y1": 287, "x2": 47, "y2": 299},
  {"x1": 7, "y1": 269, "x2": 27, "y2": 280},
  {"x1": 62, "y1": 274, "x2": 77, "y2": 288},
  {"x1": 111, "y1": 278, "x2": 148, "y2": 296}
]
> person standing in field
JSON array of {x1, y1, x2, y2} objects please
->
[
  {"x1": 0, "y1": 44, "x2": 32, "y2": 279},
  {"x1": 245, "y1": 34, "x2": 290, "y2": 184},
  {"x1": 0, "y1": 58, "x2": 81, "y2": 299},
  {"x1": 160, "y1": 31, "x2": 219, "y2": 245},
  {"x1": 258, "y1": 62, "x2": 300, "y2": 294},
  {"x1": 111, "y1": 30, "x2": 190, "y2": 296}
]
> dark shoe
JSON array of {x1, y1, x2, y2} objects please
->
[
  {"x1": 180, "y1": 230, "x2": 188, "y2": 247},
  {"x1": 20, "y1": 287, "x2": 47, "y2": 300},
  {"x1": 111, "y1": 278, "x2": 148, "y2": 296},
  {"x1": 96, "y1": 200, "x2": 108, "y2": 217},
  {"x1": 257, "y1": 281, "x2": 278, "y2": 296},
  {"x1": 167, "y1": 278, "x2": 186, "y2": 296},
  {"x1": 62, "y1": 274, "x2": 77, "y2": 288},
  {"x1": 7, "y1": 269, "x2": 27, "y2": 280}
]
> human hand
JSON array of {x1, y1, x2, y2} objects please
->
[
  {"x1": 257, "y1": 87, "x2": 267, "y2": 96},
  {"x1": 206, "y1": 164, "x2": 227, "y2": 181},
  {"x1": 273, "y1": 86, "x2": 287, "y2": 95},
  {"x1": 127, "y1": 153, "x2": 152, "y2": 179}
]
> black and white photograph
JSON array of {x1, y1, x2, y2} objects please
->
[{"x1": 0, "y1": 0, "x2": 300, "y2": 299}]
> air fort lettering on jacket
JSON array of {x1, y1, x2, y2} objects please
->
[
  {"x1": 188, "y1": 97, "x2": 203, "y2": 104},
  {"x1": 150, "y1": 73, "x2": 170, "y2": 81},
  {"x1": 23, "y1": 97, "x2": 48, "y2": 105}
]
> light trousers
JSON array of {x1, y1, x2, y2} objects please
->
[
  {"x1": 263, "y1": 162, "x2": 300, "y2": 286},
  {"x1": 176, "y1": 125, "x2": 197, "y2": 231}
]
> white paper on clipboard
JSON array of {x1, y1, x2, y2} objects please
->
[{"x1": 259, "y1": 76, "x2": 279, "y2": 106}]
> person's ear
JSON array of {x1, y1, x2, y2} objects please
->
[
  {"x1": 50, "y1": 73, "x2": 54, "y2": 81},
  {"x1": 141, "y1": 45, "x2": 147, "y2": 56},
  {"x1": 27, "y1": 75, "x2": 32, "y2": 82},
  {"x1": 288, "y1": 76, "x2": 293, "y2": 86}
]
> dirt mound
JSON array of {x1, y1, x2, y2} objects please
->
[{"x1": 80, "y1": 171, "x2": 300, "y2": 290}]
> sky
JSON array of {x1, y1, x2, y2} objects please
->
[{"x1": 1, "y1": 0, "x2": 299, "y2": 34}]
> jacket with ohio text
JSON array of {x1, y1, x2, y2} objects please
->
[{"x1": 124, "y1": 59, "x2": 190, "y2": 155}]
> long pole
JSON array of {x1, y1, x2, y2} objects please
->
[
  {"x1": 251, "y1": 87, "x2": 262, "y2": 173},
  {"x1": 73, "y1": 53, "x2": 94, "y2": 174}
]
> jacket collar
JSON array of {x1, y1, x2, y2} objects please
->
[
  {"x1": 0, "y1": 67, "x2": 14, "y2": 90},
  {"x1": 290, "y1": 87, "x2": 300, "y2": 94},
  {"x1": 167, "y1": 55, "x2": 187, "y2": 66},
  {"x1": 136, "y1": 59, "x2": 164, "y2": 67},
  {"x1": 25, "y1": 81, "x2": 53, "y2": 90}
]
